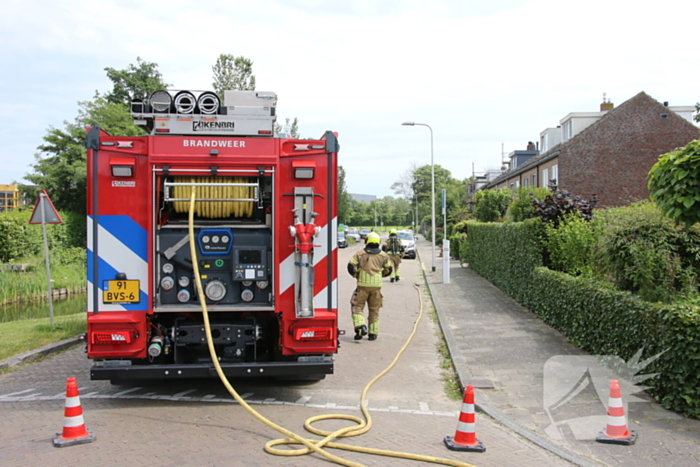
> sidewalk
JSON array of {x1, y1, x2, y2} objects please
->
[{"x1": 418, "y1": 238, "x2": 700, "y2": 467}]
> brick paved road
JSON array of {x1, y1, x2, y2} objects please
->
[{"x1": 0, "y1": 238, "x2": 573, "y2": 467}]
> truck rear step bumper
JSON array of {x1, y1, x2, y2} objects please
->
[{"x1": 91, "y1": 361, "x2": 333, "y2": 381}]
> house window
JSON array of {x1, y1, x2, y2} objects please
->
[
  {"x1": 563, "y1": 121, "x2": 573, "y2": 140},
  {"x1": 531, "y1": 174, "x2": 536, "y2": 187},
  {"x1": 542, "y1": 168, "x2": 549, "y2": 187},
  {"x1": 515, "y1": 180, "x2": 520, "y2": 188},
  {"x1": 551, "y1": 165, "x2": 558, "y2": 184},
  {"x1": 523, "y1": 177, "x2": 529, "y2": 188}
]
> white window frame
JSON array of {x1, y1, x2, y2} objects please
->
[{"x1": 542, "y1": 168, "x2": 549, "y2": 187}]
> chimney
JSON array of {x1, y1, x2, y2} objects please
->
[
  {"x1": 600, "y1": 92, "x2": 614, "y2": 111},
  {"x1": 526, "y1": 141, "x2": 536, "y2": 151}
]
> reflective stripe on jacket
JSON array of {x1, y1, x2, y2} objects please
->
[{"x1": 350, "y1": 250, "x2": 391, "y2": 287}]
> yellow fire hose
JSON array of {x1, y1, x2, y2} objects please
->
[{"x1": 188, "y1": 187, "x2": 476, "y2": 467}]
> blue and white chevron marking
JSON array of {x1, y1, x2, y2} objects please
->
[{"x1": 87, "y1": 215, "x2": 149, "y2": 312}]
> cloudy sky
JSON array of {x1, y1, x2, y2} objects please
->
[{"x1": 1, "y1": 0, "x2": 698, "y2": 198}]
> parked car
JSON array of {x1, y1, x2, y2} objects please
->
[
  {"x1": 359, "y1": 228, "x2": 371, "y2": 239},
  {"x1": 397, "y1": 230, "x2": 416, "y2": 259},
  {"x1": 337, "y1": 231, "x2": 348, "y2": 248},
  {"x1": 346, "y1": 228, "x2": 360, "y2": 242}
]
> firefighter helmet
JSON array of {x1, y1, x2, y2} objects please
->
[
  {"x1": 390, "y1": 229, "x2": 397, "y2": 235},
  {"x1": 366, "y1": 232, "x2": 381, "y2": 245}
]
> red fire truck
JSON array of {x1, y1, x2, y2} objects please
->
[{"x1": 85, "y1": 89, "x2": 339, "y2": 382}]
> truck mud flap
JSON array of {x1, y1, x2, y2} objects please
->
[{"x1": 91, "y1": 361, "x2": 333, "y2": 381}]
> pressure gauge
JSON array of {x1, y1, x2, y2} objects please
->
[
  {"x1": 242, "y1": 280, "x2": 253, "y2": 287},
  {"x1": 178, "y1": 276, "x2": 190, "y2": 287},
  {"x1": 205, "y1": 280, "x2": 226, "y2": 301},
  {"x1": 201, "y1": 235, "x2": 210, "y2": 243},
  {"x1": 212, "y1": 235, "x2": 220, "y2": 243},
  {"x1": 162, "y1": 263, "x2": 174, "y2": 274},
  {"x1": 221, "y1": 235, "x2": 230, "y2": 243}
]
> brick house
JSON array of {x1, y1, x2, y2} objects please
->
[{"x1": 481, "y1": 92, "x2": 698, "y2": 207}]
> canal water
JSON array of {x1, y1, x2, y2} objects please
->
[{"x1": 0, "y1": 295, "x2": 86, "y2": 323}]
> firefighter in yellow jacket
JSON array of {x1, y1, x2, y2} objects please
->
[
  {"x1": 382, "y1": 229, "x2": 405, "y2": 282},
  {"x1": 348, "y1": 232, "x2": 393, "y2": 341}
]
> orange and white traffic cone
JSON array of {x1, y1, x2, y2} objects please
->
[
  {"x1": 53, "y1": 377, "x2": 96, "y2": 447},
  {"x1": 444, "y1": 385, "x2": 485, "y2": 452},
  {"x1": 596, "y1": 379, "x2": 637, "y2": 445}
]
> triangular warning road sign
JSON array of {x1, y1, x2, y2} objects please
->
[{"x1": 29, "y1": 190, "x2": 63, "y2": 224}]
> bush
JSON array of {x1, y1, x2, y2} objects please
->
[
  {"x1": 51, "y1": 247, "x2": 87, "y2": 266},
  {"x1": 544, "y1": 213, "x2": 600, "y2": 277},
  {"x1": 448, "y1": 233, "x2": 467, "y2": 263},
  {"x1": 465, "y1": 220, "x2": 700, "y2": 417},
  {"x1": 0, "y1": 209, "x2": 85, "y2": 262},
  {"x1": 592, "y1": 202, "x2": 700, "y2": 303},
  {"x1": 465, "y1": 218, "x2": 544, "y2": 299},
  {"x1": 506, "y1": 187, "x2": 550, "y2": 222},
  {"x1": 524, "y1": 267, "x2": 700, "y2": 418},
  {"x1": 648, "y1": 139, "x2": 700, "y2": 227},
  {"x1": 0, "y1": 210, "x2": 44, "y2": 262},
  {"x1": 531, "y1": 184, "x2": 597, "y2": 227},
  {"x1": 472, "y1": 188, "x2": 511, "y2": 223}
]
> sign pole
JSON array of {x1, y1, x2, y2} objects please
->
[
  {"x1": 441, "y1": 189, "x2": 450, "y2": 283},
  {"x1": 40, "y1": 192, "x2": 55, "y2": 327},
  {"x1": 28, "y1": 189, "x2": 62, "y2": 327}
]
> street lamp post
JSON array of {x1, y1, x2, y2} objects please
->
[
  {"x1": 373, "y1": 200, "x2": 383, "y2": 231},
  {"x1": 402, "y1": 122, "x2": 436, "y2": 272}
]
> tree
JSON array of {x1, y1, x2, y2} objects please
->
[
  {"x1": 472, "y1": 188, "x2": 511, "y2": 223},
  {"x1": 23, "y1": 120, "x2": 87, "y2": 213},
  {"x1": 104, "y1": 57, "x2": 169, "y2": 103},
  {"x1": 648, "y1": 140, "x2": 700, "y2": 227},
  {"x1": 275, "y1": 117, "x2": 300, "y2": 138},
  {"x1": 338, "y1": 166, "x2": 353, "y2": 224},
  {"x1": 24, "y1": 59, "x2": 168, "y2": 214},
  {"x1": 391, "y1": 163, "x2": 418, "y2": 200},
  {"x1": 212, "y1": 54, "x2": 256, "y2": 98},
  {"x1": 411, "y1": 164, "x2": 452, "y2": 205}
]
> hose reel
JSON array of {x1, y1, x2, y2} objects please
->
[{"x1": 167, "y1": 176, "x2": 257, "y2": 218}]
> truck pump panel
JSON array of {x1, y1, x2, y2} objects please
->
[{"x1": 85, "y1": 90, "x2": 339, "y2": 381}]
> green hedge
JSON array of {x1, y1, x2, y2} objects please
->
[
  {"x1": 464, "y1": 219, "x2": 700, "y2": 418},
  {"x1": 0, "y1": 210, "x2": 85, "y2": 263},
  {"x1": 527, "y1": 268, "x2": 700, "y2": 417},
  {"x1": 465, "y1": 218, "x2": 543, "y2": 301}
]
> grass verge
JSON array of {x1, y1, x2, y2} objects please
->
[
  {"x1": 425, "y1": 297, "x2": 463, "y2": 400},
  {"x1": 0, "y1": 313, "x2": 85, "y2": 363}
]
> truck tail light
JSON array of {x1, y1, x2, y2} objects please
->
[
  {"x1": 294, "y1": 328, "x2": 333, "y2": 341},
  {"x1": 91, "y1": 331, "x2": 134, "y2": 345}
]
